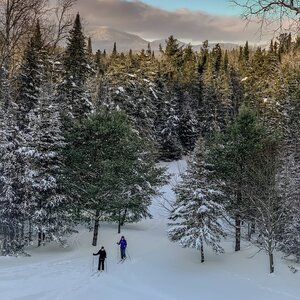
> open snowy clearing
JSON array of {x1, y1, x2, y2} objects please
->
[{"x1": 1, "y1": 161, "x2": 300, "y2": 300}]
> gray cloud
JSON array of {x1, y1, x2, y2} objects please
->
[{"x1": 74, "y1": 0, "x2": 269, "y2": 43}]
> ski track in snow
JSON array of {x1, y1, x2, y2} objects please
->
[{"x1": 1, "y1": 160, "x2": 300, "y2": 300}]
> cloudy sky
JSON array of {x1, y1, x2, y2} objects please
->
[{"x1": 74, "y1": 0, "x2": 270, "y2": 44}]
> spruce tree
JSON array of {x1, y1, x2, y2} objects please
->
[
  {"x1": 243, "y1": 41, "x2": 250, "y2": 62},
  {"x1": 63, "y1": 111, "x2": 166, "y2": 244},
  {"x1": 169, "y1": 138, "x2": 226, "y2": 262},
  {"x1": 212, "y1": 43, "x2": 222, "y2": 74},
  {"x1": 22, "y1": 86, "x2": 71, "y2": 246},
  {"x1": 208, "y1": 106, "x2": 267, "y2": 251},
  {"x1": 14, "y1": 21, "x2": 72, "y2": 249},
  {"x1": 61, "y1": 13, "x2": 92, "y2": 120},
  {"x1": 17, "y1": 21, "x2": 44, "y2": 129},
  {"x1": 0, "y1": 98, "x2": 26, "y2": 255}
]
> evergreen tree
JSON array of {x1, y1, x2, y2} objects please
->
[
  {"x1": 17, "y1": 21, "x2": 44, "y2": 129},
  {"x1": 98, "y1": 50, "x2": 158, "y2": 143},
  {"x1": 21, "y1": 86, "x2": 72, "y2": 246},
  {"x1": 277, "y1": 64, "x2": 300, "y2": 260},
  {"x1": 61, "y1": 13, "x2": 92, "y2": 120},
  {"x1": 162, "y1": 35, "x2": 183, "y2": 80},
  {"x1": 169, "y1": 139, "x2": 226, "y2": 262},
  {"x1": 112, "y1": 42, "x2": 117, "y2": 58},
  {"x1": 0, "y1": 97, "x2": 26, "y2": 254},
  {"x1": 155, "y1": 82, "x2": 182, "y2": 160},
  {"x1": 63, "y1": 111, "x2": 166, "y2": 245},
  {"x1": 7, "y1": 21, "x2": 73, "y2": 250},
  {"x1": 0, "y1": 22, "x2": 47, "y2": 254},
  {"x1": 199, "y1": 59, "x2": 222, "y2": 135},
  {"x1": 243, "y1": 41, "x2": 250, "y2": 62},
  {"x1": 278, "y1": 153, "x2": 300, "y2": 260},
  {"x1": 208, "y1": 106, "x2": 268, "y2": 251},
  {"x1": 198, "y1": 40, "x2": 209, "y2": 75},
  {"x1": 178, "y1": 45, "x2": 200, "y2": 151},
  {"x1": 212, "y1": 43, "x2": 222, "y2": 73},
  {"x1": 87, "y1": 36, "x2": 93, "y2": 62}
]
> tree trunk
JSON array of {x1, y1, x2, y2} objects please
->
[
  {"x1": 120, "y1": 209, "x2": 127, "y2": 226},
  {"x1": 28, "y1": 220, "x2": 32, "y2": 243},
  {"x1": 118, "y1": 220, "x2": 121, "y2": 234},
  {"x1": 92, "y1": 209, "x2": 100, "y2": 246},
  {"x1": 235, "y1": 186, "x2": 242, "y2": 251},
  {"x1": 235, "y1": 214, "x2": 241, "y2": 251},
  {"x1": 118, "y1": 210, "x2": 121, "y2": 234},
  {"x1": 2, "y1": 225, "x2": 8, "y2": 255},
  {"x1": 269, "y1": 252, "x2": 274, "y2": 273},
  {"x1": 42, "y1": 232, "x2": 45, "y2": 245},
  {"x1": 9, "y1": 226, "x2": 15, "y2": 252},
  {"x1": 200, "y1": 241, "x2": 205, "y2": 263},
  {"x1": 15, "y1": 225, "x2": 19, "y2": 245},
  {"x1": 38, "y1": 231, "x2": 42, "y2": 247},
  {"x1": 251, "y1": 222, "x2": 255, "y2": 234},
  {"x1": 247, "y1": 223, "x2": 251, "y2": 241},
  {"x1": 21, "y1": 222, "x2": 24, "y2": 241}
]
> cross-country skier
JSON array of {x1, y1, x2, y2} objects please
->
[
  {"x1": 93, "y1": 246, "x2": 107, "y2": 271},
  {"x1": 117, "y1": 236, "x2": 127, "y2": 260}
]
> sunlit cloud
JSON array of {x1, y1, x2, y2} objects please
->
[{"x1": 74, "y1": 0, "x2": 273, "y2": 43}]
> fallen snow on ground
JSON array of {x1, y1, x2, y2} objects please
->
[{"x1": 1, "y1": 160, "x2": 300, "y2": 300}]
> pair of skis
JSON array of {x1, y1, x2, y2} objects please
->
[
  {"x1": 91, "y1": 270, "x2": 104, "y2": 277},
  {"x1": 117, "y1": 257, "x2": 127, "y2": 264}
]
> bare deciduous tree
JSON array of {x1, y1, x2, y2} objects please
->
[
  {"x1": 0, "y1": 0, "x2": 48, "y2": 70},
  {"x1": 245, "y1": 139, "x2": 285, "y2": 273},
  {"x1": 231, "y1": 0, "x2": 300, "y2": 33},
  {"x1": 44, "y1": 0, "x2": 77, "y2": 49},
  {"x1": 0, "y1": 0, "x2": 76, "y2": 73}
]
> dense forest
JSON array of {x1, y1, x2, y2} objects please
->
[{"x1": 0, "y1": 0, "x2": 299, "y2": 274}]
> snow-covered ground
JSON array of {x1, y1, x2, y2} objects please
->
[{"x1": 1, "y1": 160, "x2": 300, "y2": 300}]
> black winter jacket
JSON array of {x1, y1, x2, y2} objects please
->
[{"x1": 93, "y1": 249, "x2": 107, "y2": 260}]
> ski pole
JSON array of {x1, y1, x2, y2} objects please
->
[
  {"x1": 126, "y1": 248, "x2": 131, "y2": 261},
  {"x1": 91, "y1": 256, "x2": 94, "y2": 272},
  {"x1": 117, "y1": 244, "x2": 120, "y2": 260},
  {"x1": 105, "y1": 260, "x2": 108, "y2": 273}
]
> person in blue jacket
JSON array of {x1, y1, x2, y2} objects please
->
[{"x1": 117, "y1": 236, "x2": 127, "y2": 259}]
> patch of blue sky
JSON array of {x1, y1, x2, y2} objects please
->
[{"x1": 140, "y1": 0, "x2": 242, "y2": 16}]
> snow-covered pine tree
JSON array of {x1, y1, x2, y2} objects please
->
[
  {"x1": 98, "y1": 49, "x2": 158, "y2": 143},
  {"x1": 155, "y1": 36, "x2": 184, "y2": 159},
  {"x1": 20, "y1": 84, "x2": 72, "y2": 247},
  {"x1": 14, "y1": 22, "x2": 72, "y2": 248},
  {"x1": 60, "y1": 13, "x2": 93, "y2": 120},
  {"x1": 154, "y1": 81, "x2": 182, "y2": 160},
  {"x1": 278, "y1": 153, "x2": 300, "y2": 260},
  {"x1": 199, "y1": 64, "x2": 221, "y2": 135},
  {"x1": 0, "y1": 75, "x2": 27, "y2": 255},
  {"x1": 16, "y1": 21, "x2": 44, "y2": 130},
  {"x1": 277, "y1": 65, "x2": 300, "y2": 260},
  {"x1": 168, "y1": 138, "x2": 226, "y2": 262},
  {"x1": 177, "y1": 45, "x2": 200, "y2": 152}
]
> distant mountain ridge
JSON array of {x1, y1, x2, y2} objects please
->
[
  {"x1": 88, "y1": 26, "x2": 240, "y2": 53},
  {"x1": 89, "y1": 27, "x2": 148, "y2": 52}
]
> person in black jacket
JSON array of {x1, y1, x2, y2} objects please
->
[{"x1": 93, "y1": 246, "x2": 107, "y2": 271}]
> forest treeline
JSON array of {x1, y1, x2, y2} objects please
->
[{"x1": 0, "y1": 1, "x2": 299, "y2": 274}]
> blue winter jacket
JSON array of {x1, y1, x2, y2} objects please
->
[{"x1": 118, "y1": 239, "x2": 127, "y2": 249}]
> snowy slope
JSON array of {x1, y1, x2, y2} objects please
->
[{"x1": 1, "y1": 160, "x2": 300, "y2": 300}]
